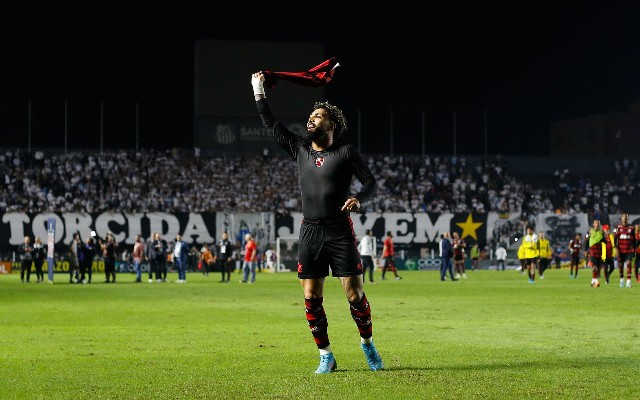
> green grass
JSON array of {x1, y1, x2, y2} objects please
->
[{"x1": 1, "y1": 268, "x2": 638, "y2": 399}]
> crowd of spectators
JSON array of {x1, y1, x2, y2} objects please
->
[{"x1": 1, "y1": 148, "x2": 638, "y2": 219}]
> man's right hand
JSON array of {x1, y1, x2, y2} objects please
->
[{"x1": 252, "y1": 72, "x2": 265, "y2": 98}]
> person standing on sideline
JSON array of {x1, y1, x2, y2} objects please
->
[
  {"x1": 132, "y1": 234, "x2": 145, "y2": 283},
  {"x1": 145, "y1": 235, "x2": 154, "y2": 282},
  {"x1": 18, "y1": 235, "x2": 33, "y2": 283},
  {"x1": 552, "y1": 243, "x2": 563, "y2": 269},
  {"x1": 358, "y1": 229, "x2": 376, "y2": 284},
  {"x1": 78, "y1": 237, "x2": 96, "y2": 284},
  {"x1": 173, "y1": 234, "x2": 190, "y2": 283},
  {"x1": 200, "y1": 243, "x2": 215, "y2": 277},
  {"x1": 380, "y1": 231, "x2": 402, "y2": 280},
  {"x1": 240, "y1": 233, "x2": 257, "y2": 284},
  {"x1": 150, "y1": 232, "x2": 168, "y2": 282},
  {"x1": 614, "y1": 212, "x2": 635, "y2": 288},
  {"x1": 601, "y1": 224, "x2": 615, "y2": 284},
  {"x1": 537, "y1": 232, "x2": 552, "y2": 279},
  {"x1": 252, "y1": 71, "x2": 383, "y2": 374},
  {"x1": 100, "y1": 233, "x2": 117, "y2": 283},
  {"x1": 495, "y1": 243, "x2": 507, "y2": 271},
  {"x1": 452, "y1": 231, "x2": 467, "y2": 279},
  {"x1": 68, "y1": 233, "x2": 81, "y2": 283},
  {"x1": 440, "y1": 232, "x2": 456, "y2": 280},
  {"x1": 470, "y1": 242, "x2": 480, "y2": 270},
  {"x1": 216, "y1": 231, "x2": 234, "y2": 283},
  {"x1": 523, "y1": 225, "x2": 539, "y2": 283},
  {"x1": 568, "y1": 233, "x2": 583, "y2": 279},
  {"x1": 32, "y1": 236, "x2": 47, "y2": 283},
  {"x1": 584, "y1": 219, "x2": 605, "y2": 287}
]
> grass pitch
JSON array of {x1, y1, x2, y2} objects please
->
[{"x1": 1, "y1": 268, "x2": 638, "y2": 399}]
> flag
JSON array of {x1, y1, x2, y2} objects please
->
[
  {"x1": 263, "y1": 57, "x2": 340, "y2": 88},
  {"x1": 47, "y1": 218, "x2": 55, "y2": 283}
]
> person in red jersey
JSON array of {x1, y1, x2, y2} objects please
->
[
  {"x1": 568, "y1": 233, "x2": 583, "y2": 279},
  {"x1": 252, "y1": 71, "x2": 383, "y2": 374},
  {"x1": 452, "y1": 231, "x2": 467, "y2": 279},
  {"x1": 584, "y1": 220, "x2": 605, "y2": 287},
  {"x1": 614, "y1": 213, "x2": 636, "y2": 288},
  {"x1": 380, "y1": 231, "x2": 402, "y2": 281}
]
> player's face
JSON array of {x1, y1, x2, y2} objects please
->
[
  {"x1": 307, "y1": 108, "x2": 333, "y2": 141},
  {"x1": 622, "y1": 214, "x2": 628, "y2": 224}
]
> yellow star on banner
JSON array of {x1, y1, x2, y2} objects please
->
[{"x1": 455, "y1": 213, "x2": 483, "y2": 241}]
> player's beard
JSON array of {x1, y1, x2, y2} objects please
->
[{"x1": 307, "y1": 126, "x2": 327, "y2": 142}]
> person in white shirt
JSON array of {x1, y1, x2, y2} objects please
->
[
  {"x1": 358, "y1": 229, "x2": 376, "y2": 284},
  {"x1": 495, "y1": 244, "x2": 507, "y2": 271}
]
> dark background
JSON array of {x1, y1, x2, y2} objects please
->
[{"x1": 1, "y1": 3, "x2": 639, "y2": 156}]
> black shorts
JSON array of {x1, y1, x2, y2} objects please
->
[
  {"x1": 619, "y1": 252, "x2": 633, "y2": 264},
  {"x1": 297, "y1": 217, "x2": 363, "y2": 279}
]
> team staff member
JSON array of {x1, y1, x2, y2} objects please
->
[
  {"x1": 240, "y1": 233, "x2": 257, "y2": 284},
  {"x1": 358, "y1": 229, "x2": 376, "y2": 284},
  {"x1": 380, "y1": 231, "x2": 402, "y2": 281},
  {"x1": 216, "y1": 231, "x2": 234, "y2": 283},
  {"x1": 252, "y1": 71, "x2": 383, "y2": 374},
  {"x1": 18, "y1": 235, "x2": 33, "y2": 283}
]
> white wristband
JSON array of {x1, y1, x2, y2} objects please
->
[{"x1": 252, "y1": 76, "x2": 265, "y2": 97}]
